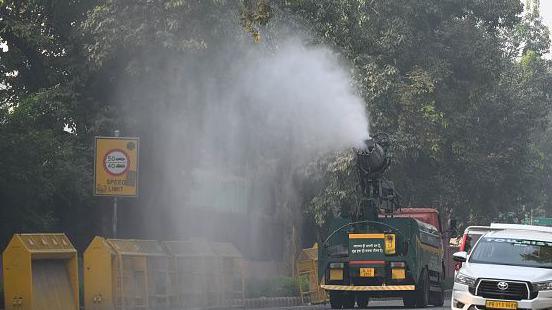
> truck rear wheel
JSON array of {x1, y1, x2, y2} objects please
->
[
  {"x1": 403, "y1": 294, "x2": 416, "y2": 308},
  {"x1": 430, "y1": 287, "x2": 444, "y2": 307},
  {"x1": 342, "y1": 292, "x2": 355, "y2": 309},
  {"x1": 330, "y1": 291, "x2": 343, "y2": 309},
  {"x1": 429, "y1": 271, "x2": 445, "y2": 306},
  {"x1": 356, "y1": 293, "x2": 369, "y2": 308},
  {"x1": 415, "y1": 270, "x2": 430, "y2": 308}
]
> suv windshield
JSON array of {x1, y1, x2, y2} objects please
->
[{"x1": 469, "y1": 237, "x2": 552, "y2": 269}]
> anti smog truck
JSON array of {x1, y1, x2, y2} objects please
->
[{"x1": 318, "y1": 134, "x2": 445, "y2": 308}]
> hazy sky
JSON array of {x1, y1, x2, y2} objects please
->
[
  {"x1": 542, "y1": 1, "x2": 552, "y2": 22},
  {"x1": 542, "y1": 1, "x2": 552, "y2": 26},
  {"x1": 539, "y1": 0, "x2": 552, "y2": 55}
]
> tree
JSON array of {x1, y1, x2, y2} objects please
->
[
  {"x1": 280, "y1": 0, "x2": 552, "y2": 227},
  {"x1": 0, "y1": 0, "x2": 105, "y2": 248}
]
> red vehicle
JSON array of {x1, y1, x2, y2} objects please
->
[
  {"x1": 381, "y1": 208, "x2": 443, "y2": 232},
  {"x1": 453, "y1": 226, "x2": 495, "y2": 274}
]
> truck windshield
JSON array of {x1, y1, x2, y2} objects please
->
[{"x1": 469, "y1": 237, "x2": 552, "y2": 269}]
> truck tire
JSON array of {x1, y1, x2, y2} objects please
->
[
  {"x1": 415, "y1": 269, "x2": 429, "y2": 308},
  {"x1": 403, "y1": 294, "x2": 416, "y2": 308},
  {"x1": 342, "y1": 292, "x2": 355, "y2": 309},
  {"x1": 431, "y1": 287, "x2": 445, "y2": 307},
  {"x1": 330, "y1": 291, "x2": 343, "y2": 309},
  {"x1": 356, "y1": 293, "x2": 369, "y2": 308},
  {"x1": 430, "y1": 271, "x2": 445, "y2": 306}
]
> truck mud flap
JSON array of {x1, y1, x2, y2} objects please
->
[{"x1": 321, "y1": 284, "x2": 415, "y2": 291}]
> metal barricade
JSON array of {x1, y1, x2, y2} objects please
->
[
  {"x1": 2, "y1": 233, "x2": 79, "y2": 310},
  {"x1": 296, "y1": 243, "x2": 327, "y2": 304},
  {"x1": 163, "y1": 239, "x2": 244, "y2": 309},
  {"x1": 84, "y1": 236, "x2": 244, "y2": 310},
  {"x1": 84, "y1": 237, "x2": 172, "y2": 310}
]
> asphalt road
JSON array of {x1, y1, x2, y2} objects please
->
[{"x1": 250, "y1": 298, "x2": 451, "y2": 310}]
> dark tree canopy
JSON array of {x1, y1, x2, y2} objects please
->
[{"x1": 0, "y1": 0, "x2": 551, "y2": 250}]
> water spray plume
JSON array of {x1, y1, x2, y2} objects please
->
[{"x1": 124, "y1": 31, "x2": 369, "y2": 278}]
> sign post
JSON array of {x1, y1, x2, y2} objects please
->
[
  {"x1": 94, "y1": 132, "x2": 139, "y2": 237},
  {"x1": 112, "y1": 130, "x2": 120, "y2": 239}
]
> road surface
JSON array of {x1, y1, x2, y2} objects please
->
[{"x1": 250, "y1": 298, "x2": 451, "y2": 310}]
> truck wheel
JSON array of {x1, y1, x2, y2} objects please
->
[
  {"x1": 342, "y1": 293, "x2": 355, "y2": 309},
  {"x1": 430, "y1": 272, "x2": 445, "y2": 306},
  {"x1": 356, "y1": 293, "x2": 369, "y2": 308},
  {"x1": 402, "y1": 294, "x2": 416, "y2": 308},
  {"x1": 431, "y1": 287, "x2": 445, "y2": 306},
  {"x1": 330, "y1": 291, "x2": 343, "y2": 309},
  {"x1": 415, "y1": 270, "x2": 429, "y2": 308}
]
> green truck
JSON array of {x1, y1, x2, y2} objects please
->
[{"x1": 318, "y1": 135, "x2": 446, "y2": 308}]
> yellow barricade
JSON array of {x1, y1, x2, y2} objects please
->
[
  {"x1": 84, "y1": 237, "x2": 244, "y2": 310},
  {"x1": 163, "y1": 239, "x2": 245, "y2": 309},
  {"x1": 296, "y1": 243, "x2": 328, "y2": 304},
  {"x1": 84, "y1": 237, "x2": 172, "y2": 310},
  {"x1": 2, "y1": 233, "x2": 79, "y2": 310}
]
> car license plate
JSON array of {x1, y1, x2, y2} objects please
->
[
  {"x1": 360, "y1": 267, "x2": 375, "y2": 277},
  {"x1": 329, "y1": 269, "x2": 343, "y2": 280},
  {"x1": 485, "y1": 300, "x2": 518, "y2": 309}
]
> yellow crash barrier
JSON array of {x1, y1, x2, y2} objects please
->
[
  {"x1": 163, "y1": 239, "x2": 245, "y2": 309},
  {"x1": 2, "y1": 233, "x2": 79, "y2": 310},
  {"x1": 84, "y1": 237, "x2": 172, "y2": 310},
  {"x1": 84, "y1": 237, "x2": 245, "y2": 310},
  {"x1": 296, "y1": 243, "x2": 328, "y2": 304}
]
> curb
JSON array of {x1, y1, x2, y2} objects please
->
[{"x1": 244, "y1": 297, "x2": 303, "y2": 308}]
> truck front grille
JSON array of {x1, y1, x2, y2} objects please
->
[{"x1": 475, "y1": 279, "x2": 530, "y2": 301}]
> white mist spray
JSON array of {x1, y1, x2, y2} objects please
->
[{"x1": 123, "y1": 33, "x2": 369, "y2": 276}]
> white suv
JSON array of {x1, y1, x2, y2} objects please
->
[{"x1": 452, "y1": 228, "x2": 552, "y2": 310}]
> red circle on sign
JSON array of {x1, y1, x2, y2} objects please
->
[{"x1": 103, "y1": 148, "x2": 130, "y2": 176}]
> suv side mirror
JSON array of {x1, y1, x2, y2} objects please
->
[{"x1": 453, "y1": 251, "x2": 468, "y2": 263}]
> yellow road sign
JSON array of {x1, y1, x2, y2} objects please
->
[{"x1": 94, "y1": 137, "x2": 139, "y2": 197}]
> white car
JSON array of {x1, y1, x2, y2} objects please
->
[{"x1": 452, "y1": 228, "x2": 552, "y2": 310}]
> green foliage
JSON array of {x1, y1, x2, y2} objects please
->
[
  {"x1": 511, "y1": 10, "x2": 551, "y2": 56},
  {"x1": 0, "y1": 0, "x2": 102, "y2": 248},
  {"x1": 281, "y1": 0, "x2": 552, "y2": 226},
  {"x1": 0, "y1": 0, "x2": 551, "y2": 250},
  {"x1": 301, "y1": 151, "x2": 361, "y2": 225},
  {"x1": 240, "y1": 0, "x2": 272, "y2": 42}
]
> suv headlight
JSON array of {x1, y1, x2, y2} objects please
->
[
  {"x1": 534, "y1": 280, "x2": 552, "y2": 291},
  {"x1": 455, "y1": 272, "x2": 476, "y2": 287}
]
